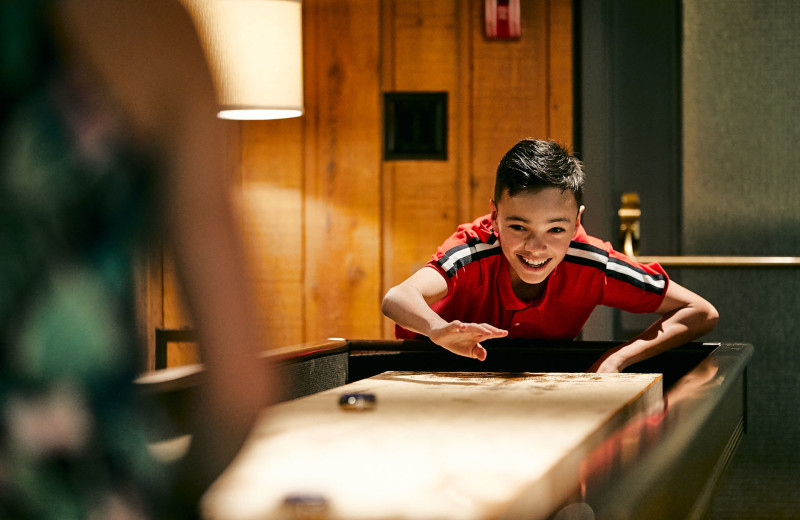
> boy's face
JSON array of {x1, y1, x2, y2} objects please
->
[{"x1": 491, "y1": 187, "x2": 584, "y2": 290}]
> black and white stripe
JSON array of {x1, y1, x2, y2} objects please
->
[
  {"x1": 565, "y1": 241, "x2": 667, "y2": 294},
  {"x1": 437, "y1": 235, "x2": 501, "y2": 277}
]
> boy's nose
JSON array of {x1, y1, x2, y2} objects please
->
[{"x1": 524, "y1": 235, "x2": 546, "y2": 251}]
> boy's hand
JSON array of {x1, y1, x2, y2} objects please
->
[
  {"x1": 587, "y1": 353, "x2": 623, "y2": 373},
  {"x1": 428, "y1": 321, "x2": 508, "y2": 361}
]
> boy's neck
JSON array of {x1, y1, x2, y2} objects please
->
[{"x1": 511, "y1": 277, "x2": 547, "y2": 302}]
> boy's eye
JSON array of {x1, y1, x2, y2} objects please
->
[
  {"x1": 549, "y1": 227, "x2": 566, "y2": 234},
  {"x1": 509, "y1": 224, "x2": 527, "y2": 232}
]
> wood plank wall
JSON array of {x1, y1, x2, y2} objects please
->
[{"x1": 146, "y1": 0, "x2": 573, "y2": 369}]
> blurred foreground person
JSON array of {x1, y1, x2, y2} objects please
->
[{"x1": 1, "y1": 1, "x2": 270, "y2": 517}]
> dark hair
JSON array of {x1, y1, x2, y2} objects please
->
[{"x1": 494, "y1": 139, "x2": 585, "y2": 207}]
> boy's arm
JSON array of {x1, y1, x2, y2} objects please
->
[
  {"x1": 589, "y1": 281, "x2": 719, "y2": 373},
  {"x1": 382, "y1": 266, "x2": 508, "y2": 361}
]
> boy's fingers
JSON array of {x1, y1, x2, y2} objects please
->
[
  {"x1": 455, "y1": 322, "x2": 481, "y2": 334},
  {"x1": 475, "y1": 324, "x2": 508, "y2": 339},
  {"x1": 460, "y1": 323, "x2": 506, "y2": 337},
  {"x1": 443, "y1": 340, "x2": 486, "y2": 361},
  {"x1": 437, "y1": 322, "x2": 503, "y2": 360},
  {"x1": 450, "y1": 321, "x2": 508, "y2": 338},
  {"x1": 472, "y1": 322, "x2": 506, "y2": 332}
]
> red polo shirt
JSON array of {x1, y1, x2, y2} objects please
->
[{"x1": 395, "y1": 215, "x2": 669, "y2": 340}]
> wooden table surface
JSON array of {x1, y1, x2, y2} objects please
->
[{"x1": 201, "y1": 371, "x2": 663, "y2": 520}]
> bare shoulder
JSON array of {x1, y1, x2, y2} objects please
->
[{"x1": 53, "y1": 0, "x2": 217, "y2": 137}]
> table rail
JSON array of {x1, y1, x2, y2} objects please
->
[{"x1": 634, "y1": 255, "x2": 800, "y2": 267}]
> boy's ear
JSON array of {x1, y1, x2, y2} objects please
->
[
  {"x1": 576, "y1": 205, "x2": 585, "y2": 227},
  {"x1": 490, "y1": 199, "x2": 498, "y2": 224},
  {"x1": 570, "y1": 205, "x2": 586, "y2": 238}
]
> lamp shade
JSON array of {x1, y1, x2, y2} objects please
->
[{"x1": 183, "y1": 0, "x2": 304, "y2": 120}]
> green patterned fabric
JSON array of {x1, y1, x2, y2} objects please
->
[{"x1": 1, "y1": 3, "x2": 176, "y2": 518}]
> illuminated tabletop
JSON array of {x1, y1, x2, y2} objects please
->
[{"x1": 201, "y1": 371, "x2": 662, "y2": 520}]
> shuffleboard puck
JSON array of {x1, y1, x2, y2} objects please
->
[
  {"x1": 338, "y1": 392, "x2": 376, "y2": 411},
  {"x1": 283, "y1": 493, "x2": 328, "y2": 519}
]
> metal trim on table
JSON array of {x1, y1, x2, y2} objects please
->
[
  {"x1": 634, "y1": 255, "x2": 800, "y2": 267},
  {"x1": 582, "y1": 342, "x2": 754, "y2": 520}
]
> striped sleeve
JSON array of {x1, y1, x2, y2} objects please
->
[
  {"x1": 436, "y1": 234, "x2": 502, "y2": 278},
  {"x1": 565, "y1": 241, "x2": 667, "y2": 295}
]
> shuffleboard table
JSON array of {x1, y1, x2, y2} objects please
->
[{"x1": 140, "y1": 338, "x2": 752, "y2": 520}]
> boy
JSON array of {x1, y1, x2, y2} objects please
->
[{"x1": 382, "y1": 139, "x2": 718, "y2": 373}]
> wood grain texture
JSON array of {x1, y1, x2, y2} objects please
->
[
  {"x1": 547, "y1": 0, "x2": 574, "y2": 147},
  {"x1": 303, "y1": 0, "x2": 382, "y2": 340},
  {"x1": 202, "y1": 371, "x2": 663, "y2": 520},
  {"x1": 133, "y1": 242, "x2": 163, "y2": 371},
  {"x1": 162, "y1": 251, "x2": 191, "y2": 330},
  {"x1": 240, "y1": 118, "x2": 305, "y2": 348},
  {"x1": 380, "y1": 0, "x2": 464, "y2": 337},
  {"x1": 455, "y1": 2, "x2": 475, "y2": 225},
  {"x1": 470, "y1": 0, "x2": 550, "y2": 218}
]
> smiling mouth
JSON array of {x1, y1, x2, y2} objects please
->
[{"x1": 519, "y1": 256, "x2": 550, "y2": 268}]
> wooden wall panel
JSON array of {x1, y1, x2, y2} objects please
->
[
  {"x1": 162, "y1": 253, "x2": 190, "y2": 329},
  {"x1": 143, "y1": 0, "x2": 573, "y2": 369},
  {"x1": 303, "y1": 0, "x2": 382, "y2": 340},
  {"x1": 239, "y1": 118, "x2": 305, "y2": 348},
  {"x1": 455, "y1": 3, "x2": 475, "y2": 228},
  {"x1": 380, "y1": 0, "x2": 465, "y2": 337},
  {"x1": 470, "y1": 0, "x2": 551, "y2": 217},
  {"x1": 134, "y1": 243, "x2": 163, "y2": 371},
  {"x1": 547, "y1": 0, "x2": 574, "y2": 147}
]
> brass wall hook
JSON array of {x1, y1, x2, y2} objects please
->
[{"x1": 618, "y1": 192, "x2": 641, "y2": 257}]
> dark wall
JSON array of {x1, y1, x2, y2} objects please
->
[
  {"x1": 577, "y1": 0, "x2": 800, "y2": 518},
  {"x1": 682, "y1": 2, "x2": 800, "y2": 518},
  {"x1": 576, "y1": 0, "x2": 682, "y2": 339}
]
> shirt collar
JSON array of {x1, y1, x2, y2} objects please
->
[{"x1": 497, "y1": 256, "x2": 552, "y2": 311}]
